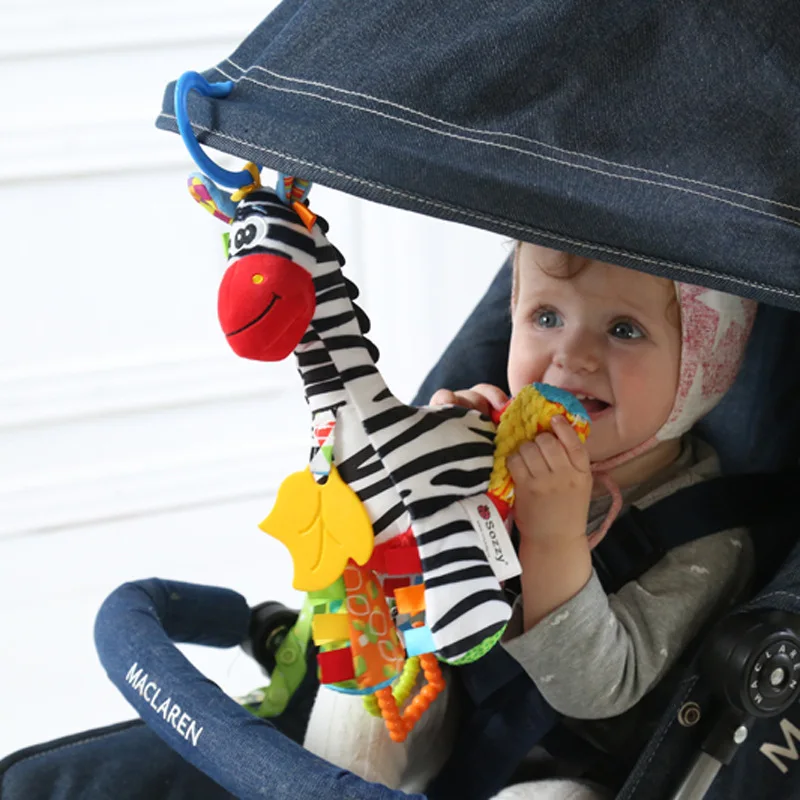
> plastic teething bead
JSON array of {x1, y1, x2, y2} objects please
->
[
  {"x1": 420, "y1": 684, "x2": 438, "y2": 700},
  {"x1": 375, "y1": 686, "x2": 408, "y2": 743},
  {"x1": 404, "y1": 707, "x2": 421, "y2": 724},
  {"x1": 363, "y1": 695, "x2": 379, "y2": 716}
]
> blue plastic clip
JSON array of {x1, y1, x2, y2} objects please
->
[{"x1": 174, "y1": 71, "x2": 254, "y2": 190}]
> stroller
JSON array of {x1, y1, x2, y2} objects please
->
[{"x1": 4, "y1": 2, "x2": 800, "y2": 798}]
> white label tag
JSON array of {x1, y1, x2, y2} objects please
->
[{"x1": 460, "y1": 494, "x2": 522, "y2": 582}]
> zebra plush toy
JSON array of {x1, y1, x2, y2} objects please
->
[{"x1": 187, "y1": 169, "x2": 590, "y2": 741}]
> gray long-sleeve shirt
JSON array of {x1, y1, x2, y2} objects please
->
[{"x1": 502, "y1": 436, "x2": 753, "y2": 721}]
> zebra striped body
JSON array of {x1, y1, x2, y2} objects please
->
[{"x1": 228, "y1": 189, "x2": 511, "y2": 662}]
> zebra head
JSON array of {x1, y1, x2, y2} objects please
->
[
  {"x1": 187, "y1": 174, "x2": 322, "y2": 362},
  {"x1": 219, "y1": 188, "x2": 320, "y2": 362}
]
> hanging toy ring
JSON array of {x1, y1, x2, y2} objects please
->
[
  {"x1": 175, "y1": 71, "x2": 255, "y2": 190},
  {"x1": 175, "y1": 70, "x2": 315, "y2": 227}
]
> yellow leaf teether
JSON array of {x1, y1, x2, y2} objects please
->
[{"x1": 259, "y1": 465, "x2": 374, "y2": 591}]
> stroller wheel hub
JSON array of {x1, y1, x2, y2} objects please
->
[
  {"x1": 768, "y1": 667, "x2": 786, "y2": 687},
  {"x1": 748, "y1": 642, "x2": 799, "y2": 712},
  {"x1": 701, "y1": 611, "x2": 800, "y2": 718}
]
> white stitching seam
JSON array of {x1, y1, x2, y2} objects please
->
[
  {"x1": 210, "y1": 64, "x2": 800, "y2": 231},
  {"x1": 158, "y1": 112, "x2": 800, "y2": 303},
  {"x1": 222, "y1": 58, "x2": 800, "y2": 217},
  {"x1": 1, "y1": 725, "x2": 139, "y2": 769}
]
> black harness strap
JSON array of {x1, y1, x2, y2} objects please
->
[{"x1": 593, "y1": 468, "x2": 800, "y2": 594}]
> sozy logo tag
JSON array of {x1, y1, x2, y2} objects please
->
[{"x1": 461, "y1": 494, "x2": 522, "y2": 582}]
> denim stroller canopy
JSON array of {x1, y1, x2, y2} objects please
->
[{"x1": 157, "y1": 0, "x2": 800, "y2": 310}]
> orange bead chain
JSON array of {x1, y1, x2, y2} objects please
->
[
  {"x1": 375, "y1": 651, "x2": 446, "y2": 742},
  {"x1": 375, "y1": 686, "x2": 407, "y2": 742}
]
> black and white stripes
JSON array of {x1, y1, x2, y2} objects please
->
[{"x1": 230, "y1": 189, "x2": 511, "y2": 662}]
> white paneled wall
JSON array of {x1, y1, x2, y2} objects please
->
[{"x1": 0, "y1": 0, "x2": 507, "y2": 757}]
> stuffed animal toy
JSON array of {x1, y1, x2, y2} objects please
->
[{"x1": 185, "y1": 158, "x2": 589, "y2": 740}]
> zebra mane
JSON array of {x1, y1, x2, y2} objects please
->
[{"x1": 325, "y1": 237, "x2": 380, "y2": 365}]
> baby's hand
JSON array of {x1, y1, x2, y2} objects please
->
[
  {"x1": 429, "y1": 383, "x2": 509, "y2": 418},
  {"x1": 508, "y1": 415, "x2": 592, "y2": 546}
]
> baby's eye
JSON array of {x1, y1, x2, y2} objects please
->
[
  {"x1": 609, "y1": 320, "x2": 645, "y2": 340},
  {"x1": 534, "y1": 308, "x2": 563, "y2": 329}
]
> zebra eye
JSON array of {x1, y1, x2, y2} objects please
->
[{"x1": 230, "y1": 216, "x2": 266, "y2": 255}]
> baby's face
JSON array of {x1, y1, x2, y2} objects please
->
[{"x1": 508, "y1": 243, "x2": 681, "y2": 462}]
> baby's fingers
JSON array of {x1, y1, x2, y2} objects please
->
[
  {"x1": 508, "y1": 441, "x2": 545, "y2": 483},
  {"x1": 469, "y1": 383, "x2": 510, "y2": 412},
  {"x1": 430, "y1": 389, "x2": 459, "y2": 407},
  {"x1": 429, "y1": 388, "x2": 492, "y2": 416},
  {"x1": 551, "y1": 415, "x2": 591, "y2": 473}
]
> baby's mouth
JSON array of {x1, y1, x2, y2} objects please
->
[{"x1": 574, "y1": 393, "x2": 611, "y2": 416}]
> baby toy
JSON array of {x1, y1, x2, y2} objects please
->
[
  {"x1": 175, "y1": 71, "x2": 590, "y2": 741},
  {"x1": 487, "y1": 383, "x2": 591, "y2": 519}
]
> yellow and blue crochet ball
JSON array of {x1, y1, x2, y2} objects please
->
[
  {"x1": 531, "y1": 383, "x2": 592, "y2": 424},
  {"x1": 488, "y1": 383, "x2": 591, "y2": 508}
]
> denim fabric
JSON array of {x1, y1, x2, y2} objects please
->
[
  {"x1": 91, "y1": 579, "x2": 423, "y2": 800},
  {"x1": 156, "y1": 1, "x2": 800, "y2": 310},
  {"x1": 413, "y1": 256, "x2": 512, "y2": 405},
  {"x1": 0, "y1": 720, "x2": 235, "y2": 800},
  {"x1": 612, "y1": 624, "x2": 800, "y2": 800}
]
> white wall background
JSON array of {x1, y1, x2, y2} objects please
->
[{"x1": 0, "y1": 0, "x2": 508, "y2": 757}]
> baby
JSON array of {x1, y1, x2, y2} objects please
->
[
  {"x1": 433, "y1": 242, "x2": 688, "y2": 632},
  {"x1": 305, "y1": 242, "x2": 757, "y2": 800}
]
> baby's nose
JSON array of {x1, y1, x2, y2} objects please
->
[{"x1": 555, "y1": 331, "x2": 601, "y2": 372}]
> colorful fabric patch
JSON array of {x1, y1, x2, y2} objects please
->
[
  {"x1": 382, "y1": 576, "x2": 411, "y2": 598},
  {"x1": 318, "y1": 646, "x2": 355, "y2": 684},
  {"x1": 187, "y1": 174, "x2": 236, "y2": 223},
  {"x1": 402, "y1": 625, "x2": 436, "y2": 657},
  {"x1": 343, "y1": 561, "x2": 404, "y2": 690},
  {"x1": 365, "y1": 528, "x2": 418, "y2": 573},
  {"x1": 384, "y1": 546, "x2": 423, "y2": 576},
  {"x1": 312, "y1": 613, "x2": 351, "y2": 644},
  {"x1": 310, "y1": 410, "x2": 337, "y2": 477},
  {"x1": 394, "y1": 583, "x2": 426, "y2": 617}
]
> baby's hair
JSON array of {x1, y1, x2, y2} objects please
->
[{"x1": 512, "y1": 242, "x2": 680, "y2": 329}]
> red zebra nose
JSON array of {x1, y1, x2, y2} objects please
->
[{"x1": 218, "y1": 254, "x2": 315, "y2": 361}]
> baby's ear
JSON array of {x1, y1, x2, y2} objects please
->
[{"x1": 187, "y1": 173, "x2": 237, "y2": 224}]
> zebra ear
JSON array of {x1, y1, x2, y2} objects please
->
[{"x1": 187, "y1": 173, "x2": 238, "y2": 224}]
